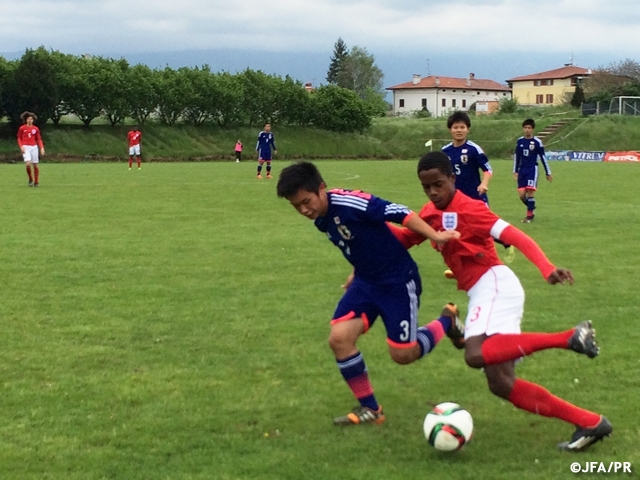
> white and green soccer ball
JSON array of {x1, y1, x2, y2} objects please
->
[{"x1": 423, "y1": 402, "x2": 474, "y2": 451}]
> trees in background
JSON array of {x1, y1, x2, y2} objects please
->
[
  {"x1": 583, "y1": 58, "x2": 640, "y2": 104},
  {"x1": 0, "y1": 47, "x2": 379, "y2": 133}
]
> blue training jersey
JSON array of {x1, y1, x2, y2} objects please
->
[
  {"x1": 256, "y1": 131, "x2": 276, "y2": 154},
  {"x1": 442, "y1": 140, "x2": 492, "y2": 201},
  {"x1": 314, "y1": 189, "x2": 419, "y2": 285},
  {"x1": 513, "y1": 136, "x2": 551, "y2": 175}
]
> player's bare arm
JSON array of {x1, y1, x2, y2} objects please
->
[
  {"x1": 341, "y1": 270, "x2": 355, "y2": 290},
  {"x1": 546, "y1": 175, "x2": 553, "y2": 182},
  {"x1": 478, "y1": 171, "x2": 492, "y2": 194}
]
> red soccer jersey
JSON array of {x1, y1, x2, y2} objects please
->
[
  {"x1": 390, "y1": 191, "x2": 504, "y2": 291},
  {"x1": 128, "y1": 130, "x2": 142, "y2": 147},
  {"x1": 17, "y1": 124, "x2": 44, "y2": 148}
]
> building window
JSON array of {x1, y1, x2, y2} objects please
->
[
  {"x1": 442, "y1": 89, "x2": 447, "y2": 92},
  {"x1": 462, "y1": 99, "x2": 467, "y2": 108},
  {"x1": 477, "y1": 91, "x2": 480, "y2": 95},
  {"x1": 421, "y1": 98, "x2": 427, "y2": 108},
  {"x1": 452, "y1": 99, "x2": 457, "y2": 108},
  {"x1": 546, "y1": 94, "x2": 554, "y2": 104},
  {"x1": 503, "y1": 93, "x2": 507, "y2": 96},
  {"x1": 536, "y1": 94, "x2": 544, "y2": 104},
  {"x1": 463, "y1": 90, "x2": 466, "y2": 93},
  {"x1": 549, "y1": 79, "x2": 554, "y2": 86},
  {"x1": 399, "y1": 99, "x2": 405, "y2": 107},
  {"x1": 534, "y1": 80, "x2": 541, "y2": 86},
  {"x1": 442, "y1": 98, "x2": 446, "y2": 107},
  {"x1": 571, "y1": 77, "x2": 577, "y2": 86},
  {"x1": 453, "y1": 90, "x2": 456, "y2": 92}
]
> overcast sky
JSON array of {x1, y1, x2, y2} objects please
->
[{"x1": 1, "y1": 0, "x2": 638, "y2": 84}]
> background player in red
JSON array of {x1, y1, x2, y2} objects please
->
[
  {"x1": 388, "y1": 152, "x2": 612, "y2": 452},
  {"x1": 127, "y1": 126, "x2": 142, "y2": 170},
  {"x1": 17, "y1": 111, "x2": 45, "y2": 187}
]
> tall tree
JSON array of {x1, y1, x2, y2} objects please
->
[
  {"x1": 326, "y1": 38, "x2": 348, "y2": 84},
  {"x1": 336, "y1": 46, "x2": 384, "y2": 100},
  {"x1": 570, "y1": 84, "x2": 585, "y2": 107},
  {"x1": 607, "y1": 58, "x2": 640, "y2": 80}
]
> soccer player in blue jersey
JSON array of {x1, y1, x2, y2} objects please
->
[
  {"x1": 513, "y1": 119, "x2": 552, "y2": 223},
  {"x1": 442, "y1": 111, "x2": 514, "y2": 268},
  {"x1": 256, "y1": 123, "x2": 277, "y2": 179},
  {"x1": 442, "y1": 111, "x2": 492, "y2": 203},
  {"x1": 277, "y1": 161, "x2": 463, "y2": 425}
]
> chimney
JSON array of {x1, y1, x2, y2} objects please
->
[
  {"x1": 469, "y1": 73, "x2": 475, "y2": 80},
  {"x1": 412, "y1": 74, "x2": 421, "y2": 85},
  {"x1": 435, "y1": 76, "x2": 440, "y2": 87}
]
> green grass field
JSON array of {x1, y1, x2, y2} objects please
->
[{"x1": 1, "y1": 159, "x2": 639, "y2": 479}]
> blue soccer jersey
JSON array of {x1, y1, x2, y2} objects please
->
[
  {"x1": 513, "y1": 136, "x2": 551, "y2": 176},
  {"x1": 314, "y1": 189, "x2": 418, "y2": 285},
  {"x1": 442, "y1": 141, "x2": 492, "y2": 202},
  {"x1": 256, "y1": 131, "x2": 276, "y2": 160}
]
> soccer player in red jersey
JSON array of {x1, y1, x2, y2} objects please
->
[
  {"x1": 17, "y1": 111, "x2": 45, "y2": 187},
  {"x1": 388, "y1": 152, "x2": 612, "y2": 451},
  {"x1": 127, "y1": 126, "x2": 142, "y2": 170}
]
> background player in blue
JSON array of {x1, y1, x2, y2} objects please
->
[
  {"x1": 442, "y1": 111, "x2": 492, "y2": 203},
  {"x1": 256, "y1": 123, "x2": 277, "y2": 179},
  {"x1": 277, "y1": 161, "x2": 463, "y2": 426},
  {"x1": 513, "y1": 118, "x2": 552, "y2": 223},
  {"x1": 442, "y1": 111, "x2": 514, "y2": 266}
]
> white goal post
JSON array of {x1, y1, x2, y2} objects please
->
[{"x1": 607, "y1": 96, "x2": 640, "y2": 115}]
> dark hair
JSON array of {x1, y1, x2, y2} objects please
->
[
  {"x1": 522, "y1": 118, "x2": 535, "y2": 128},
  {"x1": 20, "y1": 111, "x2": 37, "y2": 122},
  {"x1": 417, "y1": 151, "x2": 453, "y2": 176},
  {"x1": 277, "y1": 161, "x2": 325, "y2": 198},
  {"x1": 447, "y1": 111, "x2": 471, "y2": 129}
]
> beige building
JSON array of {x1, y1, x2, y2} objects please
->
[
  {"x1": 506, "y1": 65, "x2": 592, "y2": 106},
  {"x1": 387, "y1": 73, "x2": 511, "y2": 117}
]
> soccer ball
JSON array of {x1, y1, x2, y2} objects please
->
[{"x1": 423, "y1": 402, "x2": 473, "y2": 451}]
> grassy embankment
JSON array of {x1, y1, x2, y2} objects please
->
[{"x1": 1, "y1": 111, "x2": 639, "y2": 162}]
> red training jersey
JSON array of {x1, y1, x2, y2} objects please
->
[
  {"x1": 389, "y1": 191, "x2": 505, "y2": 291},
  {"x1": 128, "y1": 130, "x2": 142, "y2": 147},
  {"x1": 17, "y1": 124, "x2": 44, "y2": 148}
]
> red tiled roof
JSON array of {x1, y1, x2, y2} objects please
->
[
  {"x1": 507, "y1": 66, "x2": 591, "y2": 82},
  {"x1": 387, "y1": 75, "x2": 510, "y2": 91}
]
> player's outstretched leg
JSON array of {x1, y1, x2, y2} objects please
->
[
  {"x1": 471, "y1": 321, "x2": 599, "y2": 366},
  {"x1": 484, "y1": 362, "x2": 611, "y2": 451},
  {"x1": 440, "y1": 303, "x2": 465, "y2": 349}
]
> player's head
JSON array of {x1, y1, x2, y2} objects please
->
[
  {"x1": 264, "y1": 123, "x2": 271, "y2": 132},
  {"x1": 522, "y1": 118, "x2": 535, "y2": 137},
  {"x1": 277, "y1": 161, "x2": 328, "y2": 220},
  {"x1": 21, "y1": 111, "x2": 37, "y2": 125},
  {"x1": 133, "y1": 125, "x2": 139, "y2": 131},
  {"x1": 447, "y1": 111, "x2": 470, "y2": 143},
  {"x1": 417, "y1": 152, "x2": 456, "y2": 209}
]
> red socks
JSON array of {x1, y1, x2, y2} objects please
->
[
  {"x1": 34, "y1": 165, "x2": 39, "y2": 184},
  {"x1": 481, "y1": 330, "x2": 573, "y2": 365},
  {"x1": 26, "y1": 165, "x2": 33, "y2": 182},
  {"x1": 137, "y1": 158, "x2": 141, "y2": 168},
  {"x1": 128, "y1": 157, "x2": 133, "y2": 168},
  {"x1": 508, "y1": 378, "x2": 601, "y2": 428}
]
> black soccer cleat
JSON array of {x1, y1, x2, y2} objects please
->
[
  {"x1": 568, "y1": 320, "x2": 599, "y2": 358},
  {"x1": 34, "y1": 183, "x2": 39, "y2": 187},
  {"x1": 333, "y1": 405, "x2": 385, "y2": 425},
  {"x1": 28, "y1": 180, "x2": 34, "y2": 187},
  {"x1": 521, "y1": 215, "x2": 534, "y2": 223},
  {"x1": 557, "y1": 416, "x2": 612, "y2": 452}
]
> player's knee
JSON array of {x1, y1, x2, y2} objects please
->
[
  {"x1": 328, "y1": 331, "x2": 354, "y2": 354},
  {"x1": 486, "y1": 375, "x2": 514, "y2": 399},
  {"x1": 464, "y1": 349, "x2": 484, "y2": 369},
  {"x1": 389, "y1": 347, "x2": 417, "y2": 365}
]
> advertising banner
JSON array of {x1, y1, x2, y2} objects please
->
[
  {"x1": 545, "y1": 150, "x2": 572, "y2": 161},
  {"x1": 604, "y1": 152, "x2": 640, "y2": 162},
  {"x1": 570, "y1": 151, "x2": 606, "y2": 162}
]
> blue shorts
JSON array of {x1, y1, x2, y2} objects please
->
[
  {"x1": 331, "y1": 270, "x2": 422, "y2": 348},
  {"x1": 258, "y1": 150, "x2": 272, "y2": 161},
  {"x1": 517, "y1": 166, "x2": 538, "y2": 190}
]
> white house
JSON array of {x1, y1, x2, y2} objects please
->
[{"x1": 387, "y1": 73, "x2": 512, "y2": 116}]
